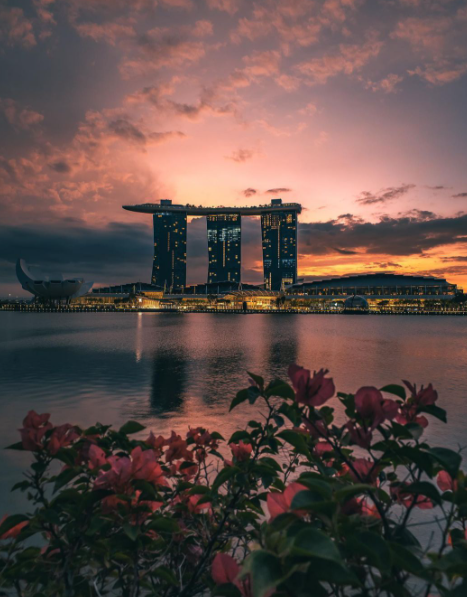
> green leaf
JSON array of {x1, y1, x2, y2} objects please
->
[
  {"x1": 4, "y1": 441, "x2": 24, "y2": 451},
  {"x1": 247, "y1": 371, "x2": 264, "y2": 389},
  {"x1": 212, "y1": 466, "x2": 240, "y2": 491},
  {"x1": 228, "y1": 430, "x2": 251, "y2": 444},
  {"x1": 388, "y1": 543, "x2": 428, "y2": 579},
  {"x1": 290, "y1": 490, "x2": 335, "y2": 515},
  {"x1": 295, "y1": 477, "x2": 333, "y2": 499},
  {"x1": 404, "y1": 481, "x2": 441, "y2": 505},
  {"x1": 264, "y1": 379, "x2": 295, "y2": 400},
  {"x1": 53, "y1": 467, "x2": 80, "y2": 493},
  {"x1": 380, "y1": 384, "x2": 406, "y2": 400},
  {"x1": 119, "y1": 421, "x2": 145, "y2": 434},
  {"x1": 123, "y1": 523, "x2": 140, "y2": 541},
  {"x1": 242, "y1": 550, "x2": 284, "y2": 597},
  {"x1": 152, "y1": 565, "x2": 178, "y2": 586},
  {"x1": 293, "y1": 528, "x2": 358, "y2": 585},
  {"x1": 434, "y1": 549, "x2": 467, "y2": 575},
  {"x1": 230, "y1": 389, "x2": 249, "y2": 411},
  {"x1": 0, "y1": 514, "x2": 29, "y2": 538},
  {"x1": 292, "y1": 528, "x2": 343, "y2": 563},
  {"x1": 210, "y1": 431, "x2": 225, "y2": 441},
  {"x1": 345, "y1": 531, "x2": 392, "y2": 574},
  {"x1": 148, "y1": 518, "x2": 180, "y2": 534},
  {"x1": 277, "y1": 430, "x2": 311, "y2": 457},
  {"x1": 428, "y1": 447, "x2": 462, "y2": 478},
  {"x1": 335, "y1": 483, "x2": 388, "y2": 504},
  {"x1": 420, "y1": 404, "x2": 447, "y2": 423}
]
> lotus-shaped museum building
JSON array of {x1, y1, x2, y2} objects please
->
[{"x1": 16, "y1": 259, "x2": 93, "y2": 302}]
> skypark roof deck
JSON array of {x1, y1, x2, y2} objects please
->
[{"x1": 123, "y1": 199, "x2": 302, "y2": 216}]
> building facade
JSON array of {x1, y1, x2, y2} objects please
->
[
  {"x1": 151, "y1": 207, "x2": 187, "y2": 290},
  {"x1": 261, "y1": 200, "x2": 298, "y2": 290},
  {"x1": 123, "y1": 198, "x2": 301, "y2": 290},
  {"x1": 207, "y1": 214, "x2": 241, "y2": 283}
]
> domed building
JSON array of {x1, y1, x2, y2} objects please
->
[
  {"x1": 343, "y1": 295, "x2": 369, "y2": 314},
  {"x1": 16, "y1": 259, "x2": 93, "y2": 303}
]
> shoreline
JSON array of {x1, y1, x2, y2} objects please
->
[{"x1": 1, "y1": 307, "x2": 466, "y2": 316}]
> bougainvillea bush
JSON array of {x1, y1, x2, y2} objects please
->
[{"x1": 1, "y1": 365, "x2": 466, "y2": 597}]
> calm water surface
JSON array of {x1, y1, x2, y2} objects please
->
[{"x1": 1, "y1": 312, "x2": 467, "y2": 513}]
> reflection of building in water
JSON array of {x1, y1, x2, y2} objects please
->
[
  {"x1": 150, "y1": 350, "x2": 187, "y2": 416},
  {"x1": 265, "y1": 316, "x2": 299, "y2": 373}
]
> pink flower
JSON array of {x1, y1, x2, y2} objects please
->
[
  {"x1": 314, "y1": 441, "x2": 333, "y2": 457},
  {"x1": 212, "y1": 554, "x2": 252, "y2": 597},
  {"x1": 403, "y1": 381, "x2": 438, "y2": 406},
  {"x1": 164, "y1": 432, "x2": 193, "y2": 462},
  {"x1": 212, "y1": 553, "x2": 240, "y2": 585},
  {"x1": 390, "y1": 484, "x2": 434, "y2": 509},
  {"x1": 230, "y1": 441, "x2": 253, "y2": 462},
  {"x1": 47, "y1": 424, "x2": 80, "y2": 455},
  {"x1": 288, "y1": 364, "x2": 335, "y2": 407},
  {"x1": 145, "y1": 431, "x2": 166, "y2": 454},
  {"x1": 395, "y1": 405, "x2": 428, "y2": 429},
  {"x1": 130, "y1": 447, "x2": 168, "y2": 487},
  {"x1": 266, "y1": 482, "x2": 307, "y2": 520},
  {"x1": 95, "y1": 455, "x2": 133, "y2": 493},
  {"x1": 345, "y1": 422, "x2": 373, "y2": 449},
  {"x1": 0, "y1": 516, "x2": 28, "y2": 540},
  {"x1": 348, "y1": 458, "x2": 378, "y2": 485},
  {"x1": 437, "y1": 471, "x2": 458, "y2": 492},
  {"x1": 187, "y1": 494, "x2": 212, "y2": 514},
  {"x1": 168, "y1": 460, "x2": 198, "y2": 480},
  {"x1": 354, "y1": 387, "x2": 398, "y2": 429},
  {"x1": 87, "y1": 444, "x2": 107, "y2": 469},
  {"x1": 18, "y1": 410, "x2": 53, "y2": 451},
  {"x1": 23, "y1": 411, "x2": 51, "y2": 429},
  {"x1": 301, "y1": 418, "x2": 328, "y2": 439},
  {"x1": 341, "y1": 497, "x2": 380, "y2": 518}
]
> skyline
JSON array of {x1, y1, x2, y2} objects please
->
[{"x1": 1, "y1": 0, "x2": 467, "y2": 295}]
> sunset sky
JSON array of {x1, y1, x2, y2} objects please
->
[{"x1": 1, "y1": 0, "x2": 467, "y2": 295}]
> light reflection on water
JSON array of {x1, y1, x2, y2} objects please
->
[{"x1": 1, "y1": 312, "x2": 467, "y2": 514}]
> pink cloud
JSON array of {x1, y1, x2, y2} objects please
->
[
  {"x1": 409, "y1": 62, "x2": 467, "y2": 85},
  {"x1": 205, "y1": 0, "x2": 240, "y2": 15},
  {"x1": 296, "y1": 33, "x2": 383, "y2": 84},
  {"x1": 366, "y1": 73, "x2": 404, "y2": 93},
  {"x1": 0, "y1": 99, "x2": 44, "y2": 130},
  {"x1": 225, "y1": 148, "x2": 258, "y2": 162},
  {"x1": 0, "y1": 6, "x2": 36, "y2": 48}
]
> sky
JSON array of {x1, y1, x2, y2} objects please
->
[{"x1": 1, "y1": 0, "x2": 467, "y2": 296}]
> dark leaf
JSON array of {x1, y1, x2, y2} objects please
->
[
  {"x1": 428, "y1": 447, "x2": 462, "y2": 478},
  {"x1": 119, "y1": 421, "x2": 146, "y2": 435},
  {"x1": 242, "y1": 550, "x2": 284, "y2": 597},
  {"x1": 264, "y1": 379, "x2": 295, "y2": 400},
  {"x1": 380, "y1": 384, "x2": 406, "y2": 400}
]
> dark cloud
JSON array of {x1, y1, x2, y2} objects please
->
[
  {"x1": 356, "y1": 184, "x2": 415, "y2": 205},
  {"x1": 225, "y1": 148, "x2": 256, "y2": 163},
  {"x1": 108, "y1": 118, "x2": 185, "y2": 146},
  {"x1": 265, "y1": 187, "x2": 292, "y2": 194},
  {"x1": 441, "y1": 256, "x2": 467, "y2": 262},
  {"x1": 49, "y1": 160, "x2": 72, "y2": 173},
  {"x1": 334, "y1": 248, "x2": 359, "y2": 255},
  {"x1": 0, "y1": 216, "x2": 265, "y2": 294},
  {"x1": 299, "y1": 212, "x2": 467, "y2": 257},
  {"x1": 401, "y1": 209, "x2": 436, "y2": 220},
  {"x1": 242, "y1": 188, "x2": 257, "y2": 197},
  {"x1": 427, "y1": 185, "x2": 450, "y2": 190},
  {"x1": 452, "y1": 192, "x2": 467, "y2": 198}
]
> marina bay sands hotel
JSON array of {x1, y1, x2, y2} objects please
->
[{"x1": 123, "y1": 198, "x2": 302, "y2": 291}]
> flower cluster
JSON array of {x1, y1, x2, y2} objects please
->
[{"x1": 1, "y1": 365, "x2": 465, "y2": 597}]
